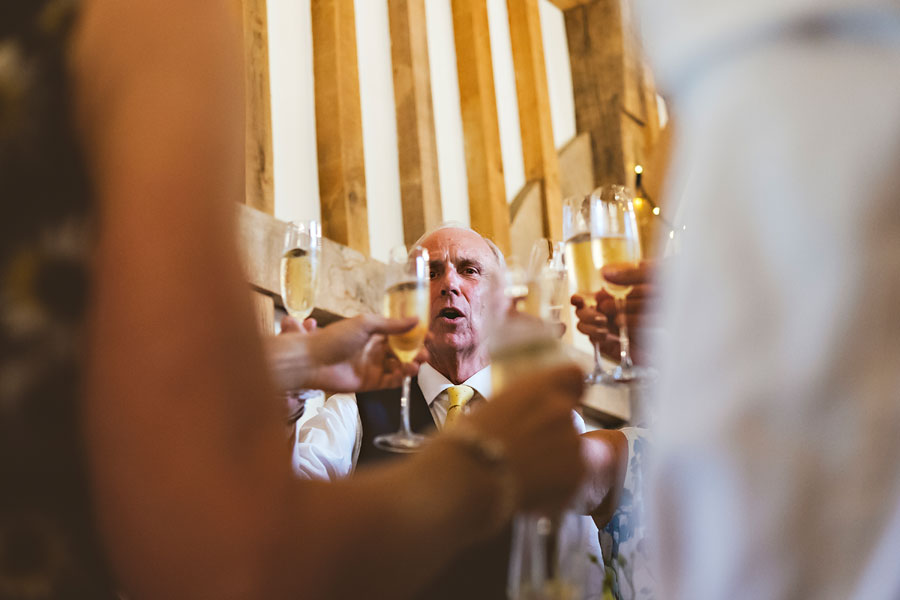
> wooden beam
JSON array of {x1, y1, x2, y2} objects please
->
[
  {"x1": 564, "y1": 0, "x2": 628, "y2": 187},
  {"x1": 242, "y1": 0, "x2": 275, "y2": 214},
  {"x1": 250, "y1": 291, "x2": 276, "y2": 335},
  {"x1": 451, "y1": 0, "x2": 511, "y2": 255},
  {"x1": 564, "y1": 0, "x2": 663, "y2": 192},
  {"x1": 507, "y1": 0, "x2": 563, "y2": 242},
  {"x1": 546, "y1": 0, "x2": 592, "y2": 12},
  {"x1": 389, "y1": 0, "x2": 443, "y2": 247},
  {"x1": 311, "y1": 0, "x2": 370, "y2": 255}
]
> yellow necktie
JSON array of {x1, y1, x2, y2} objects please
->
[{"x1": 445, "y1": 385, "x2": 475, "y2": 428}]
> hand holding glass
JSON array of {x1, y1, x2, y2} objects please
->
[
  {"x1": 374, "y1": 245, "x2": 431, "y2": 453},
  {"x1": 590, "y1": 185, "x2": 650, "y2": 382}
]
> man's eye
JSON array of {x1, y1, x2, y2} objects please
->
[
  {"x1": 429, "y1": 271, "x2": 437, "y2": 279},
  {"x1": 463, "y1": 267, "x2": 478, "y2": 275}
]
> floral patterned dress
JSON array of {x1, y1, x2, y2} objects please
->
[
  {"x1": 600, "y1": 427, "x2": 656, "y2": 600},
  {"x1": 1, "y1": 1, "x2": 117, "y2": 597}
]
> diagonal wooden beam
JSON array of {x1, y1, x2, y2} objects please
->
[
  {"x1": 507, "y1": 0, "x2": 563, "y2": 242},
  {"x1": 546, "y1": 0, "x2": 592, "y2": 10},
  {"x1": 311, "y1": 0, "x2": 370, "y2": 255},
  {"x1": 451, "y1": 0, "x2": 511, "y2": 255},
  {"x1": 242, "y1": 0, "x2": 275, "y2": 214},
  {"x1": 389, "y1": 0, "x2": 443, "y2": 247}
]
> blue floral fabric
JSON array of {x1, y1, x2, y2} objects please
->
[
  {"x1": 600, "y1": 428, "x2": 655, "y2": 600},
  {"x1": 1, "y1": 1, "x2": 117, "y2": 597}
]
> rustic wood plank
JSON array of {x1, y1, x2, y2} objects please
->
[
  {"x1": 564, "y1": 0, "x2": 628, "y2": 188},
  {"x1": 235, "y1": 204, "x2": 386, "y2": 319},
  {"x1": 242, "y1": 0, "x2": 275, "y2": 214},
  {"x1": 250, "y1": 291, "x2": 276, "y2": 335},
  {"x1": 546, "y1": 0, "x2": 592, "y2": 10},
  {"x1": 311, "y1": 0, "x2": 370, "y2": 255},
  {"x1": 389, "y1": 0, "x2": 443, "y2": 247},
  {"x1": 451, "y1": 0, "x2": 511, "y2": 255},
  {"x1": 507, "y1": 0, "x2": 563, "y2": 241}
]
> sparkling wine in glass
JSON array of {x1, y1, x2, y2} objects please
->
[
  {"x1": 374, "y1": 245, "x2": 431, "y2": 453},
  {"x1": 590, "y1": 185, "x2": 651, "y2": 383},
  {"x1": 280, "y1": 220, "x2": 322, "y2": 321},
  {"x1": 562, "y1": 195, "x2": 607, "y2": 384}
]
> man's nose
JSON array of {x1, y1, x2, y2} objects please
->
[{"x1": 438, "y1": 270, "x2": 461, "y2": 296}]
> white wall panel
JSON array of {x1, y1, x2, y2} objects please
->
[
  {"x1": 356, "y1": 0, "x2": 404, "y2": 262},
  {"x1": 425, "y1": 0, "x2": 470, "y2": 227},
  {"x1": 539, "y1": 0, "x2": 577, "y2": 150},
  {"x1": 486, "y1": 0, "x2": 524, "y2": 204},
  {"x1": 268, "y1": 0, "x2": 321, "y2": 223}
]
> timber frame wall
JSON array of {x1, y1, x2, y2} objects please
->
[{"x1": 240, "y1": 0, "x2": 666, "y2": 330}]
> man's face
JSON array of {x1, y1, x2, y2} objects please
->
[{"x1": 419, "y1": 228, "x2": 501, "y2": 360}]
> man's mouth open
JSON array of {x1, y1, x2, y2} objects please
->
[{"x1": 437, "y1": 307, "x2": 464, "y2": 322}]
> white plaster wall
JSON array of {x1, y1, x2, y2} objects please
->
[
  {"x1": 355, "y1": 0, "x2": 404, "y2": 263},
  {"x1": 267, "y1": 0, "x2": 576, "y2": 254},
  {"x1": 268, "y1": 0, "x2": 320, "y2": 223},
  {"x1": 539, "y1": 0, "x2": 577, "y2": 149},
  {"x1": 425, "y1": 0, "x2": 470, "y2": 227},
  {"x1": 486, "y1": 0, "x2": 525, "y2": 204}
]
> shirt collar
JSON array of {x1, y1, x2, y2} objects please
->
[{"x1": 417, "y1": 362, "x2": 492, "y2": 406}]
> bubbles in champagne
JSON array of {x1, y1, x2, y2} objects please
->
[
  {"x1": 384, "y1": 281, "x2": 430, "y2": 363},
  {"x1": 280, "y1": 248, "x2": 318, "y2": 320}
]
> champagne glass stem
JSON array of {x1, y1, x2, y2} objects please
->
[
  {"x1": 592, "y1": 340, "x2": 606, "y2": 379},
  {"x1": 615, "y1": 297, "x2": 634, "y2": 372},
  {"x1": 399, "y1": 374, "x2": 413, "y2": 436}
]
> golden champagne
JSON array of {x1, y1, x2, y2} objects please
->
[
  {"x1": 385, "y1": 281, "x2": 430, "y2": 363},
  {"x1": 592, "y1": 235, "x2": 640, "y2": 299},
  {"x1": 564, "y1": 233, "x2": 603, "y2": 307},
  {"x1": 280, "y1": 248, "x2": 319, "y2": 320}
]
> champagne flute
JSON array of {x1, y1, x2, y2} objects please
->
[
  {"x1": 562, "y1": 195, "x2": 607, "y2": 384},
  {"x1": 280, "y1": 220, "x2": 323, "y2": 422},
  {"x1": 374, "y1": 245, "x2": 431, "y2": 453},
  {"x1": 590, "y1": 185, "x2": 649, "y2": 383},
  {"x1": 280, "y1": 220, "x2": 322, "y2": 322}
]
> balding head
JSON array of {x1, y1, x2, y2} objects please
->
[{"x1": 416, "y1": 226, "x2": 503, "y2": 382}]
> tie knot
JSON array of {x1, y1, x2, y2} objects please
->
[{"x1": 447, "y1": 385, "x2": 475, "y2": 409}]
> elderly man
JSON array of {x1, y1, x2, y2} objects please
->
[{"x1": 294, "y1": 225, "x2": 619, "y2": 598}]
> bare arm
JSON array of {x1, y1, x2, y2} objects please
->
[
  {"x1": 580, "y1": 430, "x2": 629, "y2": 528},
  {"x1": 74, "y1": 4, "x2": 584, "y2": 598}
]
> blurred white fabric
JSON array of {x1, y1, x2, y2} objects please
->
[{"x1": 641, "y1": 3, "x2": 900, "y2": 599}]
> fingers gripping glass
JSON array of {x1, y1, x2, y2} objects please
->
[
  {"x1": 562, "y1": 195, "x2": 608, "y2": 384},
  {"x1": 374, "y1": 246, "x2": 431, "y2": 453},
  {"x1": 590, "y1": 185, "x2": 652, "y2": 383}
]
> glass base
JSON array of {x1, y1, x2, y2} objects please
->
[
  {"x1": 373, "y1": 431, "x2": 428, "y2": 453},
  {"x1": 597, "y1": 365, "x2": 657, "y2": 385}
]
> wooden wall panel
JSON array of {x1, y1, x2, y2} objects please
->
[
  {"x1": 251, "y1": 291, "x2": 276, "y2": 335},
  {"x1": 389, "y1": 0, "x2": 444, "y2": 247},
  {"x1": 242, "y1": 0, "x2": 275, "y2": 214},
  {"x1": 564, "y1": 0, "x2": 628, "y2": 188},
  {"x1": 507, "y1": 0, "x2": 563, "y2": 241},
  {"x1": 311, "y1": 0, "x2": 370, "y2": 255},
  {"x1": 451, "y1": 0, "x2": 511, "y2": 255}
]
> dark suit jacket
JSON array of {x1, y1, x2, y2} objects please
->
[{"x1": 356, "y1": 381, "x2": 511, "y2": 599}]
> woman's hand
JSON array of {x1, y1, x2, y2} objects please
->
[{"x1": 278, "y1": 314, "x2": 429, "y2": 393}]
